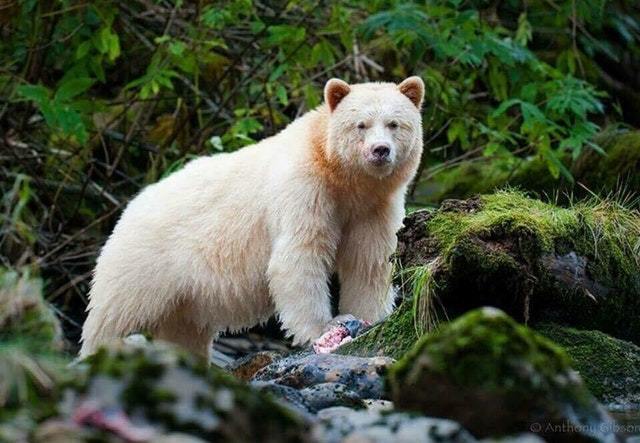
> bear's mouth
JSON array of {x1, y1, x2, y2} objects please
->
[{"x1": 367, "y1": 156, "x2": 392, "y2": 167}]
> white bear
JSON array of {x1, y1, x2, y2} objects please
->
[{"x1": 79, "y1": 77, "x2": 424, "y2": 359}]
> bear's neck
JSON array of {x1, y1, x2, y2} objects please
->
[{"x1": 307, "y1": 106, "x2": 418, "y2": 211}]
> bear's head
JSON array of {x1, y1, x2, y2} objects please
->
[{"x1": 323, "y1": 77, "x2": 424, "y2": 179}]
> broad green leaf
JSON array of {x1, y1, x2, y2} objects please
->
[
  {"x1": 55, "y1": 78, "x2": 95, "y2": 102},
  {"x1": 16, "y1": 84, "x2": 50, "y2": 104},
  {"x1": 275, "y1": 84, "x2": 288, "y2": 106}
]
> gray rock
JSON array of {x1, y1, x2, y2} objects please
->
[
  {"x1": 253, "y1": 353, "x2": 393, "y2": 399},
  {"x1": 252, "y1": 381, "x2": 363, "y2": 414},
  {"x1": 299, "y1": 382, "x2": 363, "y2": 412},
  {"x1": 313, "y1": 407, "x2": 477, "y2": 443}
]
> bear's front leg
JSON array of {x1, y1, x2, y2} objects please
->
[
  {"x1": 336, "y1": 215, "x2": 400, "y2": 323},
  {"x1": 267, "y1": 231, "x2": 336, "y2": 345}
]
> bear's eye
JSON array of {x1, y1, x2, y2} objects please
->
[
  {"x1": 388, "y1": 121, "x2": 399, "y2": 130},
  {"x1": 357, "y1": 122, "x2": 366, "y2": 130}
]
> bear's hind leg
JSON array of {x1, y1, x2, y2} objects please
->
[{"x1": 153, "y1": 304, "x2": 215, "y2": 360}]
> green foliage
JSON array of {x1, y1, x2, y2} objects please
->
[
  {"x1": 361, "y1": 1, "x2": 610, "y2": 181},
  {"x1": 17, "y1": 77, "x2": 96, "y2": 143}
]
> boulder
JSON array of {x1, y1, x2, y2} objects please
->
[
  {"x1": 387, "y1": 308, "x2": 617, "y2": 442},
  {"x1": 66, "y1": 341, "x2": 311, "y2": 442}
]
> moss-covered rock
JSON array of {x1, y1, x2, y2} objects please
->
[
  {"x1": 414, "y1": 129, "x2": 640, "y2": 205},
  {"x1": 537, "y1": 323, "x2": 640, "y2": 410},
  {"x1": 388, "y1": 308, "x2": 616, "y2": 441},
  {"x1": 68, "y1": 341, "x2": 311, "y2": 442},
  {"x1": 343, "y1": 191, "x2": 640, "y2": 358}
]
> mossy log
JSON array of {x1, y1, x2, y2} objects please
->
[{"x1": 341, "y1": 191, "x2": 640, "y2": 358}]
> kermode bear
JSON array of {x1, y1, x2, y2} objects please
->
[{"x1": 80, "y1": 76, "x2": 424, "y2": 359}]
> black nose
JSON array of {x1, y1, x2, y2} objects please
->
[{"x1": 372, "y1": 144, "x2": 390, "y2": 159}]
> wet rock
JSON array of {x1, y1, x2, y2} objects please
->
[
  {"x1": 537, "y1": 323, "x2": 640, "y2": 411},
  {"x1": 362, "y1": 399, "x2": 394, "y2": 412},
  {"x1": 312, "y1": 406, "x2": 477, "y2": 443},
  {"x1": 229, "y1": 351, "x2": 283, "y2": 381},
  {"x1": 253, "y1": 353, "x2": 393, "y2": 400},
  {"x1": 252, "y1": 381, "x2": 364, "y2": 414},
  {"x1": 298, "y1": 382, "x2": 363, "y2": 412},
  {"x1": 251, "y1": 381, "x2": 313, "y2": 415},
  {"x1": 67, "y1": 341, "x2": 311, "y2": 442},
  {"x1": 388, "y1": 308, "x2": 618, "y2": 442}
]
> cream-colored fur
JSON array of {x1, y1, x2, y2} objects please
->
[{"x1": 79, "y1": 77, "x2": 424, "y2": 359}]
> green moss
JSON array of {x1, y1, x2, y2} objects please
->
[
  {"x1": 537, "y1": 323, "x2": 640, "y2": 407},
  {"x1": 337, "y1": 300, "x2": 419, "y2": 359},
  {"x1": 573, "y1": 130, "x2": 640, "y2": 193},
  {"x1": 389, "y1": 308, "x2": 572, "y2": 395},
  {"x1": 417, "y1": 191, "x2": 640, "y2": 343},
  {"x1": 0, "y1": 269, "x2": 69, "y2": 441},
  {"x1": 343, "y1": 190, "x2": 640, "y2": 358},
  {"x1": 387, "y1": 308, "x2": 611, "y2": 440},
  {"x1": 427, "y1": 191, "x2": 579, "y2": 256}
]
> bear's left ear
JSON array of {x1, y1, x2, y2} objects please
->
[
  {"x1": 398, "y1": 76, "x2": 425, "y2": 109},
  {"x1": 324, "y1": 78, "x2": 351, "y2": 112}
]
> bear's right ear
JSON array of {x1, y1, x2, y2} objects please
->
[{"x1": 324, "y1": 78, "x2": 351, "y2": 112}]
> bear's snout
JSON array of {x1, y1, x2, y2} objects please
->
[{"x1": 368, "y1": 143, "x2": 392, "y2": 166}]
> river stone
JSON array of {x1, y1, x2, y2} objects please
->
[
  {"x1": 388, "y1": 308, "x2": 618, "y2": 442},
  {"x1": 312, "y1": 406, "x2": 477, "y2": 443},
  {"x1": 230, "y1": 351, "x2": 283, "y2": 381},
  {"x1": 252, "y1": 353, "x2": 394, "y2": 400}
]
